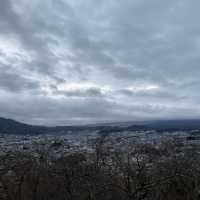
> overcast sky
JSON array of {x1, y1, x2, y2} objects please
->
[{"x1": 0, "y1": 0, "x2": 200, "y2": 125}]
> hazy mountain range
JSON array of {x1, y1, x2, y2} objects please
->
[{"x1": 1, "y1": 117, "x2": 200, "y2": 135}]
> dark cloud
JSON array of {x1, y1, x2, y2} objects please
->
[
  {"x1": 0, "y1": 64, "x2": 39, "y2": 92},
  {"x1": 53, "y1": 87, "x2": 103, "y2": 98},
  {"x1": 0, "y1": 0, "x2": 200, "y2": 125}
]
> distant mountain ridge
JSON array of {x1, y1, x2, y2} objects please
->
[
  {"x1": 0, "y1": 117, "x2": 46, "y2": 135},
  {"x1": 1, "y1": 117, "x2": 200, "y2": 135},
  {"x1": 0, "y1": 117, "x2": 102, "y2": 135}
]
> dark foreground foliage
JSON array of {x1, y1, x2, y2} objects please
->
[{"x1": 1, "y1": 135, "x2": 200, "y2": 200}]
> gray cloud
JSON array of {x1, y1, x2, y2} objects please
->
[
  {"x1": 0, "y1": 0, "x2": 200, "y2": 125},
  {"x1": 53, "y1": 87, "x2": 103, "y2": 98},
  {"x1": 0, "y1": 64, "x2": 39, "y2": 92}
]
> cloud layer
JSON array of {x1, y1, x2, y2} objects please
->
[{"x1": 0, "y1": 0, "x2": 200, "y2": 125}]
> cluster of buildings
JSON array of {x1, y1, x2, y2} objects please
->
[{"x1": 0, "y1": 129, "x2": 200, "y2": 156}]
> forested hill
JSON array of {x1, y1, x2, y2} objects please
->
[{"x1": 0, "y1": 117, "x2": 47, "y2": 135}]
